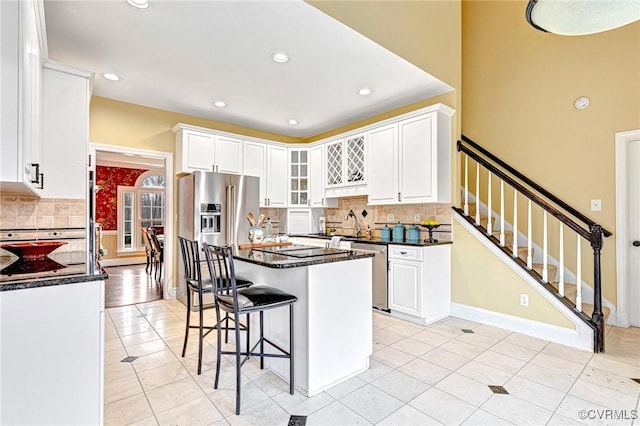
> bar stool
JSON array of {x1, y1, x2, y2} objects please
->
[
  {"x1": 177, "y1": 237, "x2": 252, "y2": 375},
  {"x1": 203, "y1": 243, "x2": 297, "y2": 415}
]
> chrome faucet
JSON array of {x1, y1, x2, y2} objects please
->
[{"x1": 345, "y1": 210, "x2": 361, "y2": 238}]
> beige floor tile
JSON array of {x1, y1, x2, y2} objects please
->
[
  {"x1": 554, "y1": 395, "x2": 614, "y2": 426},
  {"x1": 121, "y1": 330, "x2": 163, "y2": 347},
  {"x1": 588, "y1": 354, "x2": 640, "y2": 378},
  {"x1": 249, "y1": 370, "x2": 290, "y2": 397},
  {"x1": 372, "y1": 313, "x2": 402, "y2": 329},
  {"x1": 434, "y1": 372, "x2": 494, "y2": 407},
  {"x1": 371, "y1": 370, "x2": 430, "y2": 403},
  {"x1": 128, "y1": 415, "x2": 159, "y2": 426},
  {"x1": 439, "y1": 339, "x2": 486, "y2": 359},
  {"x1": 371, "y1": 346, "x2": 415, "y2": 368},
  {"x1": 133, "y1": 349, "x2": 180, "y2": 372},
  {"x1": 490, "y1": 340, "x2": 540, "y2": 362},
  {"x1": 137, "y1": 361, "x2": 191, "y2": 391},
  {"x1": 461, "y1": 409, "x2": 513, "y2": 425},
  {"x1": 340, "y1": 384, "x2": 404, "y2": 424},
  {"x1": 420, "y1": 347, "x2": 471, "y2": 371},
  {"x1": 271, "y1": 390, "x2": 334, "y2": 416},
  {"x1": 440, "y1": 317, "x2": 481, "y2": 329},
  {"x1": 454, "y1": 332, "x2": 500, "y2": 350},
  {"x1": 516, "y1": 363, "x2": 578, "y2": 392},
  {"x1": 145, "y1": 376, "x2": 205, "y2": 413},
  {"x1": 225, "y1": 398, "x2": 291, "y2": 425},
  {"x1": 456, "y1": 360, "x2": 514, "y2": 386},
  {"x1": 118, "y1": 322, "x2": 155, "y2": 336},
  {"x1": 356, "y1": 359, "x2": 393, "y2": 383},
  {"x1": 579, "y1": 366, "x2": 640, "y2": 395},
  {"x1": 104, "y1": 373, "x2": 144, "y2": 404},
  {"x1": 530, "y1": 352, "x2": 587, "y2": 376},
  {"x1": 474, "y1": 350, "x2": 528, "y2": 375},
  {"x1": 502, "y1": 333, "x2": 548, "y2": 351},
  {"x1": 307, "y1": 400, "x2": 372, "y2": 425},
  {"x1": 155, "y1": 395, "x2": 224, "y2": 425},
  {"x1": 428, "y1": 322, "x2": 466, "y2": 338},
  {"x1": 569, "y1": 378, "x2": 639, "y2": 411},
  {"x1": 541, "y1": 342, "x2": 593, "y2": 365},
  {"x1": 390, "y1": 338, "x2": 435, "y2": 357},
  {"x1": 410, "y1": 329, "x2": 453, "y2": 347},
  {"x1": 324, "y1": 376, "x2": 368, "y2": 400},
  {"x1": 105, "y1": 361, "x2": 137, "y2": 383},
  {"x1": 105, "y1": 347, "x2": 128, "y2": 366},
  {"x1": 546, "y1": 413, "x2": 583, "y2": 425},
  {"x1": 398, "y1": 358, "x2": 451, "y2": 385},
  {"x1": 105, "y1": 337, "x2": 124, "y2": 352},
  {"x1": 504, "y1": 375, "x2": 566, "y2": 411},
  {"x1": 377, "y1": 405, "x2": 443, "y2": 425},
  {"x1": 481, "y1": 394, "x2": 553, "y2": 425},
  {"x1": 127, "y1": 339, "x2": 170, "y2": 357},
  {"x1": 409, "y1": 387, "x2": 476, "y2": 425},
  {"x1": 471, "y1": 324, "x2": 512, "y2": 340},
  {"x1": 385, "y1": 322, "x2": 424, "y2": 337},
  {"x1": 104, "y1": 393, "x2": 153, "y2": 426},
  {"x1": 207, "y1": 381, "x2": 270, "y2": 417},
  {"x1": 373, "y1": 328, "x2": 405, "y2": 346}
]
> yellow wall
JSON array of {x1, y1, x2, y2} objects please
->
[
  {"x1": 461, "y1": 1, "x2": 640, "y2": 305},
  {"x1": 452, "y1": 220, "x2": 574, "y2": 328}
]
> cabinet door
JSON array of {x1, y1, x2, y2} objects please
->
[
  {"x1": 289, "y1": 148, "x2": 309, "y2": 206},
  {"x1": 42, "y1": 66, "x2": 90, "y2": 199},
  {"x1": 215, "y1": 135, "x2": 243, "y2": 174},
  {"x1": 398, "y1": 113, "x2": 437, "y2": 203},
  {"x1": 345, "y1": 133, "x2": 366, "y2": 185},
  {"x1": 325, "y1": 139, "x2": 343, "y2": 187},
  {"x1": 243, "y1": 141, "x2": 267, "y2": 207},
  {"x1": 309, "y1": 145, "x2": 324, "y2": 207},
  {"x1": 367, "y1": 124, "x2": 398, "y2": 205},
  {"x1": 184, "y1": 131, "x2": 215, "y2": 171},
  {"x1": 266, "y1": 145, "x2": 287, "y2": 207},
  {"x1": 389, "y1": 259, "x2": 422, "y2": 317}
]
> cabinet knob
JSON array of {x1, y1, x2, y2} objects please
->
[
  {"x1": 398, "y1": 192, "x2": 401, "y2": 202},
  {"x1": 400, "y1": 251, "x2": 407, "y2": 255},
  {"x1": 322, "y1": 198, "x2": 324, "y2": 206},
  {"x1": 633, "y1": 241, "x2": 640, "y2": 247}
]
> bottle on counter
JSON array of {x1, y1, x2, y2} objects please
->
[
  {"x1": 366, "y1": 225, "x2": 372, "y2": 240},
  {"x1": 265, "y1": 217, "x2": 273, "y2": 242}
]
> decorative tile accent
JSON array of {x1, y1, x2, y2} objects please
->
[
  {"x1": 488, "y1": 385, "x2": 509, "y2": 394},
  {"x1": 121, "y1": 356, "x2": 139, "y2": 363},
  {"x1": 288, "y1": 415, "x2": 307, "y2": 426},
  {"x1": 632, "y1": 378, "x2": 640, "y2": 384},
  {"x1": 462, "y1": 329, "x2": 475, "y2": 333},
  {"x1": 361, "y1": 209, "x2": 368, "y2": 218}
]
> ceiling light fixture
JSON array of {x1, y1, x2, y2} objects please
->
[
  {"x1": 574, "y1": 96, "x2": 590, "y2": 110},
  {"x1": 126, "y1": 0, "x2": 150, "y2": 9},
  {"x1": 526, "y1": 0, "x2": 640, "y2": 35},
  {"x1": 102, "y1": 73, "x2": 122, "y2": 81},
  {"x1": 272, "y1": 52, "x2": 289, "y2": 63},
  {"x1": 358, "y1": 88, "x2": 372, "y2": 96},
  {"x1": 288, "y1": 119, "x2": 299, "y2": 125},
  {"x1": 213, "y1": 101, "x2": 227, "y2": 108}
]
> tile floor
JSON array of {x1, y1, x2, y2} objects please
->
[{"x1": 105, "y1": 300, "x2": 640, "y2": 425}]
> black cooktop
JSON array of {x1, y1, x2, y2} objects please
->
[{"x1": 251, "y1": 245, "x2": 352, "y2": 258}]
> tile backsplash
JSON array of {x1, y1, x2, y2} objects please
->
[{"x1": 0, "y1": 195, "x2": 86, "y2": 230}]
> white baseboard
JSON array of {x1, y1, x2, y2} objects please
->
[
  {"x1": 99, "y1": 257, "x2": 146, "y2": 267},
  {"x1": 450, "y1": 302, "x2": 593, "y2": 352}
]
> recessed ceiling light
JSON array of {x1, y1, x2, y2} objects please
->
[
  {"x1": 288, "y1": 119, "x2": 299, "y2": 125},
  {"x1": 574, "y1": 96, "x2": 590, "y2": 110},
  {"x1": 126, "y1": 0, "x2": 149, "y2": 9},
  {"x1": 213, "y1": 101, "x2": 227, "y2": 108},
  {"x1": 358, "y1": 88, "x2": 372, "y2": 96},
  {"x1": 272, "y1": 52, "x2": 289, "y2": 63},
  {"x1": 102, "y1": 73, "x2": 122, "y2": 81}
]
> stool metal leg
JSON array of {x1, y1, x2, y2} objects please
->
[
  {"x1": 197, "y1": 291, "x2": 204, "y2": 375},
  {"x1": 259, "y1": 311, "x2": 265, "y2": 369},
  {"x1": 214, "y1": 306, "x2": 222, "y2": 389},
  {"x1": 290, "y1": 303, "x2": 295, "y2": 395},
  {"x1": 181, "y1": 289, "x2": 191, "y2": 357},
  {"x1": 234, "y1": 314, "x2": 242, "y2": 415}
]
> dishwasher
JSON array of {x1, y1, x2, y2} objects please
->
[{"x1": 351, "y1": 242, "x2": 389, "y2": 311}]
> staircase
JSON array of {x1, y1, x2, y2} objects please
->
[{"x1": 456, "y1": 136, "x2": 612, "y2": 352}]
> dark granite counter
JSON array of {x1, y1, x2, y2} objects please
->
[
  {"x1": 0, "y1": 251, "x2": 107, "y2": 292},
  {"x1": 235, "y1": 245, "x2": 374, "y2": 269},
  {"x1": 290, "y1": 234, "x2": 453, "y2": 247}
]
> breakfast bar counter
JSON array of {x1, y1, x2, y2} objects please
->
[{"x1": 233, "y1": 246, "x2": 374, "y2": 397}]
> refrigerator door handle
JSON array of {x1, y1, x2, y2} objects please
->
[{"x1": 227, "y1": 184, "x2": 237, "y2": 246}]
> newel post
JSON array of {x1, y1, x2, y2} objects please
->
[{"x1": 590, "y1": 224, "x2": 605, "y2": 353}]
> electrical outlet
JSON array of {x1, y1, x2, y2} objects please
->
[
  {"x1": 590, "y1": 199, "x2": 602, "y2": 212},
  {"x1": 520, "y1": 294, "x2": 529, "y2": 307},
  {"x1": 387, "y1": 213, "x2": 394, "y2": 222},
  {"x1": 414, "y1": 214, "x2": 420, "y2": 222}
]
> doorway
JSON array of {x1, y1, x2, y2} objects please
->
[
  {"x1": 90, "y1": 143, "x2": 174, "y2": 306},
  {"x1": 615, "y1": 129, "x2": 640, "y2": 327}
]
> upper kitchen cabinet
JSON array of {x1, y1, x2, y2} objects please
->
[
  {"x1": 173, "y1": 124, "x2": 243, "y2": 175},
  {"x1": 325, "y1": 132, "x2": 367, "y2": 198},
  {"x1": 367, "y1": 104, "x2": 454, "y2": 205},
  {"x1": 309, "y1": 144, "x2": 337, "y2": 208},
  {"x1": 288, "y1": 148, "x2": 309, "y2": 206},
  {"x1": 0, "y1": 0, "x2": 45, "y2": 195},
  {"x1": 243, "y1": 140, "x2": 287, "y2": 207},
  {"x1": 41, "y1": 62, "x2": 93, "y2": 199}
]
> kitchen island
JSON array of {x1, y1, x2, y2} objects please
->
[{"x1": 233, "y1": 246, "x2": 374, "y2": 397}]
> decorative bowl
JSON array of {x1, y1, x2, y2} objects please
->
[{"x1": 1, "y1": 241, "x2": 67, "y2": 260}]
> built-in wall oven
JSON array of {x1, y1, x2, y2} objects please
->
[{"x1": 351, "y1": 242, "x2": 389, "y2": 311}]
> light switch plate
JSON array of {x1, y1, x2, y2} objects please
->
[
  {"x1": 387, "y1": 213, "x2": 394, "y2": 222},
  {"x1": 414, "y1": 214, "x2": 420, "y2": 222},
  {"x1": 590, "y1": 199, "x2": 602, "y2": 212},
  {"x1": 520, "y1": 294, "x2": 529, "y2": 307}
]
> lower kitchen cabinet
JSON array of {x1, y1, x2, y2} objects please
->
[
  {"x1": 0, "y1": 281, "x2": 105, "y2": 425},
  {"x1": 388, "y1": 244, "x2": 451, "y2": 324}
]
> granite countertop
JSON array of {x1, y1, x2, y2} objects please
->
[
  {"x1": 290, "y1": 234, "x2": 453, "y2": 247},
  {"x1": 0, "y1": 251, "x2": 108, "y2": 292},
  {"x1": 234, "y1": 246, "x2": 374, "y2": 269}
]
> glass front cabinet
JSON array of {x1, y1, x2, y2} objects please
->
[{"x1": 289, "y1": 148, "x2": 309, "y2": 206}]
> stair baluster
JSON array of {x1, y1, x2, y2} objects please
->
[
  {"x1": 499, "y1": 180, "x2": 505, "y2": 246},
  {"x1": 542, "y1": 212, "x2": 548, "y2": 282},
  {"x1": 512, "y1": 191, "x2": 518, "y2": 257},
  {"x1": 559, "y1": 224, "x2": 565, "y2": 297},
  {"x1": 464, "y1": 154, "x2": 469, "y2": 215},
  {"x1": 527, "y1": 199, "x2": 533, "y2": 269},
  {"x1": 576, "y1": 236, "x2": 582, "y2": 312}
]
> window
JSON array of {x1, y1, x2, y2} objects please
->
[{"x1": 117, "y1": 171, "x2": 165, "y2": 252}]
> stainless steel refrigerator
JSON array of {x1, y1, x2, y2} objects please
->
[{"x1": 177, "y1": 171, "x2": 259, "y2": 309}]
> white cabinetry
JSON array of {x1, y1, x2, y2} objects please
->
[
  {"x1": 367, "y1": 104, "x2": 454, "y2": 205},
  {"x1": 173, "y1": 124, "x2": 243, "y2": 175},
  {"x1": 325, "y1": 133, "x2": 367, "y2": 197},
  {"x1": 388, "y1": 244, "x2": 451, "y2": 325},
  {"x1": 0, "y1": 281, "x2": 105, "y2": 425},
  {"x1": 0, "y1": 0, "x2": 45, "y2": 195},
  {"x1": 243, "y1": 141, "x2": 287, "y2": 207},
  {"x1": 309, "y1": 144, "x2": 337, "y2": 208},
  {"x1": 41, "y1": 62, "x2": 92, "y2": 199},
  {"x1": 288, "y1": 148, "x2": 309, "y2": 206}
]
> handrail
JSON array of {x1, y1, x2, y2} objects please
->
[
  {"x1": 458, "y1": 140, "x2": 592, "y2": 240},
  {"x1": 460, "y1": 135, "x2": 612, "y2": 237}
]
